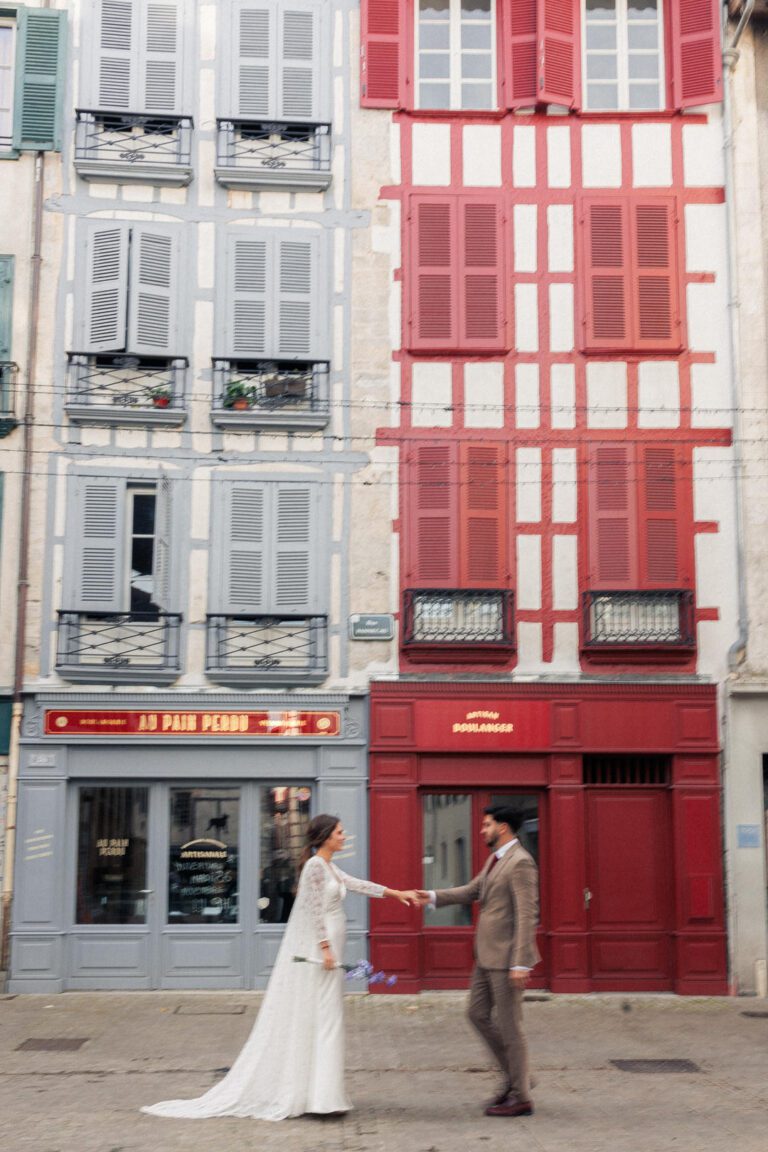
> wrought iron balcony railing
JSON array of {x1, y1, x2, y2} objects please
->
[
  {"x1": 215, "y1": 118, "x2": 332, "y2": 190},
  {"x1": 74, "y1": 109, "x2": 193, "y2": 185},
  {"x1": 583, "y1": 590, "x2": 695, "y2": 648},
  {"x1": 403, "y1": 590, "x2": 515, "y2": 648},
  {"x1": 66, "y1": 354, "x2": 187, "y2": 425},
  {"x1": 57, "y1": 611, "x2": 182, "y2": 684},
  {"x1": 0, "y1": 361, "x2": 19, "y2": 437},
  {"x1": 211, "y1": 360, "x2": 330, "y2": 430},
  {"x1": 206, "y1": 614, "x2": 328, "y2": 685}
]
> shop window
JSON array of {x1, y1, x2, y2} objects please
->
[
  {"x1": 259, "y1": 786, "x2": 313, "y2": 922},
  {"x1": 583, "y1": 0, "x2": 665, "y2": 111},
  {"x1": 416, "y1": 0, "x2": 497, "y2": 110},
  {"x1": 422, "y1": 793, "x2": 473, "y2": 926},
  {"x1": 76, "y1": 786, "x2": 149, "y2": 924},
  {"x1": 167, "y1": 788, "x2": 240, "y2": 924}
]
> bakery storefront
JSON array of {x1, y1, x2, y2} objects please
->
[
  {"x1": 369, "y1": 682, "x2": 727, "y2": 995},
  {"x1": 10, "y1": 694, "x2": 368, "y2": 992}
]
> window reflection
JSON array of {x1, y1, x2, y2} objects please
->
[
  {"x1": 168, "y1": 788, "x2": 240, "y2": 924},
  {"x1": 423, "y1": 794, "x2": 473, "y2": 926},
  {"x1": 76, "y1": 786, "x2": 149, "y2": 924},
  {"x1": 489, "y1": 793, "x2": 540, "y2": 864},
  {"x1": 259, "y1": 786, "x2": 312, "y2": 923}
]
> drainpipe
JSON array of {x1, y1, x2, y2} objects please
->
[{"x1": 0, "y1": 149, "x2": 45, "y2": 978}]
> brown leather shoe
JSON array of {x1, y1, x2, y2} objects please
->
[{"x1": 485, "y1": 1099, "x2": 534, "y2": 1118}]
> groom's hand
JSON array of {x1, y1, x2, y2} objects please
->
[
  {"x1": 508, "y1": 969, "x2": 530, "y2": 988},
  {"x1": 414, "y1": 890, "x2": 432, "y2": 906}
]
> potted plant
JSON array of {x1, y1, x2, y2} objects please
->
[
  {"x1": 224, "y1": 379, "x2": 255, "y2": 410},
  {"x1": 147, "y1": 384, "x2": 173, "y2": 408}
]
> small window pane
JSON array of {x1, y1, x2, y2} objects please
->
[
  {"x1": 76, "y1": 787, "x2": 149, "y2": 924},
  {"x1": 586, "y1": 0, "x2": 617, "y2": 18},
  {"x1": 587, "y1": 82, "x2": 619, "y2": 108},
  {"x1": 132, "y1": 493, "x2": 155, "y2": 535},
  {"x1": 420, "y1": 0, "x2": 450, "y2": 16},
  {"x1": 629, "y1": 82, "x2": 661, "y2": 109},
  {"x1": 168, "y1": 788, "x2": 240, "y2": 924},
  {"x1": 461, "y1": 53, "x2": 492, "y2": 79},
  {"x1": 587, "y1": 54, "x2": 618, "y2": 80},
  {"x1": 628, "y1": 54, "x2": 659, "y2": 80},
  {"x1": 628, "y1": 0, "x2": 658, "y2": 19},
  {"x1": 627, "y1": 23, "x2": 658, "y2": 49},
  {"x1": 421, "y1": 53, "x2": 451, "y2": 79},
  {"x1": 463, "y1": 0, "x2": 491, "y2": 15},
  {"x1": 259, "y1": 786, "x2": 312, "y2": 923},
  {"x1": 586, "y1": 24, "x2": 617, "y2": 49},
  {"x1": 420, "y1": 21, "x2": 450, "y2": 49},
  {"x1": 423, "y1": 794, "x2": 473, "y2": 927},
  {"x1": 460, "y1": 82, "x2": 493, "y2": 109},
  {"x1": 461, "y1": 22, "x2": 492, "y2": 49},
  {"x1": 419, "y1": 81, "x2": 451, "y2": 108}
]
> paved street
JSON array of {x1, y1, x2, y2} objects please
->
[{"x1": 0, "y1": 991, "x2": 767, "y2": 1152}]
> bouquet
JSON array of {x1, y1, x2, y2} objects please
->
[{"x1": 293, "y1": 956, "x2": 397, "y2": 986}]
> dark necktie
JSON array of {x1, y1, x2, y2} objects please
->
[{"x1": 487, "y1": 853, "x2": 499, "y2": 874}]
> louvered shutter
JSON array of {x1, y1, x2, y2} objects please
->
[
  {"x1": 583, "y1": 199, "x2": 630, "y2": 351},
  {"x1": 459, "y1": 444, "x2": 506, "y2": 587},
  {"x1": 128, "y1": 227, "x2": 179, "y2": 355},
  {"x1": 73, "y1": 477, "x2": 126, "y2": 613},
  {"x1": 588, "y1": 445, "x2": 636, "y2": 589},
  {"x1": 410, "y1": 197, "x2": 455, "y2": 352},
  {"x1": 221, "y1": 482, "x2": 267, "y2": 613},
  {"x1": 409, "y1": 444, "x2": 458, "y2": 586},
  {"x1": 96, "y1": 0, "x2": 133, "y2": 110},
  {"x1": 12, "y1": 6, "x2": 66, "y2": 150},
  {"x1": 275, "y1": 236, "x2": 315, "y2": 359},
  {"x1": 502, "y1": 0, "x2": 537, "y2": 108},
  {"x1": 232, "y1": 2, "x2": 272, "y2": 117},
  {"x1": 226, "y1": 234, "x2": 270, "y2": 358},
  {"x1": 639, "y1": 447, "x2": 683, "y2": 587},
  {"x1": 537, "y1": 0, "x2": 579, "y2": 109},
  {"x1": 273, "y1": 485, "x2": 315, "y2": 613},
  {"x1": 278, "y1": 3, "x2": 319, "y2": 121},
  {"x1": 152, "y1": 473, "x2": 173, "y2": 611},
  {"x1": 360, "y1": 0, "x2": 404, "y2": 109},
  {"x1": 83, "y1": 223, "x2": 129, "y2": 353},
  {"x1": 0, "y1": 256, "x2": 13, "y2": 362},
  {"x1": 632, "y1": 199, "x2": 680, "y2": 351},
  {"x1": 460, "y1": 199, "x2": 505, "y2": 351},
  {"x1": 140, "y1": 0, "x2": 182, "y2": 113},
  {"x1": 671, "y1": 0, "x2": 722, "y2": 110}
]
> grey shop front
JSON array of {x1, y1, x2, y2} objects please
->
[{"x1": 9, "y1": 694, "x2": 369, "y2": 993}]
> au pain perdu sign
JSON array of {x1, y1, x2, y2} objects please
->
[{"x1": 44, "y1": 709, "x2": 341, "y2": 737}]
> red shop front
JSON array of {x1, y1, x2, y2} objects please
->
[{"x1": 369, "y1": 682, "x2": 727, "y2": 995}]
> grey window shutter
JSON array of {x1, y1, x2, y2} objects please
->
[
  {"x1": 272, "y1": 485, "x2": 314, "y2": 614},
  {"x1": 233, "y1": 2, "x2": 272, "y2": 118},
  {"x1": 97, "y1": 0, "x2": 134, "y2": 110},
  {"x1": 0, "y1": 256, "x2": 13, "y2": 361},
  {"x1": 278, "y1": 4, "x2": 319, "y2": 121},
  {"x1": 275, "y1": 235, "x2": 315, "y2": 359},
  {"x1": 73, "y1": 477, "x2": 126, "y2": 613},
  {"x1": 12, "y1": 6, "x2": 66, "y2": 151},
  {"x1": 141, "y1": 0, "x2": 182, "y2": 113},
  {"x1": 152, "y1": 474, "x2": 173, "y2": 611},
  {"x1": 221, "y1": 482, "x2": 267, "y2": 614},
  {"x1": 83, "y1": 223, "x2": 129, "y2": 353},
  {"x1": 128, "y1": 226, "x2": 179, "y2": 355},
  {"x1": 227, "y1": 234, "x2": 271, "y2": 358}
]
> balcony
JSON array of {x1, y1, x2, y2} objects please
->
[
  {"x1": 402, "y1": 590, "x2": 515, "y2": 664},
  {"x1": 582, "y1": 590, "x2": 695, "y2": 661},
  {"x1": 56, "y1": 612, "x2": 182, "y2": 684},
  {"x1": 65, "y1": 354, "x2": 188, "y2": 426},
  {"x1": 0, "y1": 361, "x2": 19, "y2": 437},
  {"x1": 74, "y1": 110, "x2": 193, "y2": 186},
  {"x1": 215, "y1": 119, "x2": 332, "y2": 191},
  {"x1": 211, "y1": 360, "x2": 330, "y2": 430},
  {"x1": 206, "y1": 615, "x2": 328, "y2": 685}
]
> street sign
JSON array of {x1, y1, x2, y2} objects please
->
[{"x1": 349, "y1": 614, "x2": 395, "y2": 640}]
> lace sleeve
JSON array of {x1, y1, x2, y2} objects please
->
[
  {"x1": 302, "y1": 858, "x2": 329, "y2": 941},
  {"x1": 333, "y1": 866, "x2": 386, "y2": 899}
]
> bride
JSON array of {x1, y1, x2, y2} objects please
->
[{"x1": 142, "y1": 814, "x2": 416, "y2": 1121}]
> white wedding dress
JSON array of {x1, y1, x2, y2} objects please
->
[{"x1": 142, "y1": 855, "x2": 384, "y2": 1121}]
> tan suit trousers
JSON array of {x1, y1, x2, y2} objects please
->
[{"x1": 468, "y1": 965, "x2": 530, "y2": 1102}]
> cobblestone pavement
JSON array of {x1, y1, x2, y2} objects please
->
[{"x1": 1, "y1": 991, "x2": 767, "y2": 1152}]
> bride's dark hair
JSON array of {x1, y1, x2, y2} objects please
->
[{"x1": 299, "y1": 813, "x2": 340, "y2": 871}]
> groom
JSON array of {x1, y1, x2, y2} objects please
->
[{"x1": 417, "y1": 804, "x2": 540, "y2": 1117}]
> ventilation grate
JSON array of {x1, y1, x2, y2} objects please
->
[
  {"x1": 584, "y1": 755, "x2": 671, "y2": 786},
  {"x1": 611, "y1": 1059, "x2": 700, "y2": 1074}
]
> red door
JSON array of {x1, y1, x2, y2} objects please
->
[{"x1": 586, "y1": 790, "x2": 673, "y2": 990}]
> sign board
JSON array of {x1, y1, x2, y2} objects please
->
[
  {"x1": 413, "y1": 700, "x2": 551, "y2": 751},
  {"x1": 44, "y1": 709, "x2": 341, "y2": 737},
  {"x1": 349, "y1": 614, "x2": 395, "y2": 641}
]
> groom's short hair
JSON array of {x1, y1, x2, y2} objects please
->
[{"x1": 484, "y1": 804, "x2": 522, "y2": 834}]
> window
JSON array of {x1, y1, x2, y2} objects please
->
[
  {"x1": 90, "y1": 0, "x2": 184, "y2": 114},
  {"x1": 583, "y1": 0, "x2": 665, "y2": 111},
  {"x1": 422, "y1": 794, "x2": 472, "y2": 926},
  {"x1": 0, "y1": 18, "x2": 15, "y2": 151},
  {"x1": 259, "y1": 786, "x2": 312, "y2": 923},
  {"x1": 127, "y1": 488, "x2": 160, "y2": 613},
  {"x1": 168, "y1": 788, "x2": 240, "y2": 925},
  {"x1": 416, "y1": 0, "x2": 496, "y2": 110},
  {"x1": 76, "y1": 786, "x2": 149, "y2": 924}
]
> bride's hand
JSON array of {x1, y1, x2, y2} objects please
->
[
  {"x1": 322, "y1": 948, "x2": 337, "y2": 971},
  {"x1": 394, "y1": 889, "x2": 418, "y2": 906}
]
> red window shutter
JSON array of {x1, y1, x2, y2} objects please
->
[
  {"x1": 537, "y1": 0, "x2": 579, "y2": 109},
  {"x1": 584, "y1": 200, "x2": 630, "y2": 351},
  {"x1": 360, "y1": 0, "x2": 404, "y2": 109},
  {"x1": 501, "y1": 0, "x2": 538, "y2": 108},
  {"x1": 639, "y1": 447, "x2": 682, "y2": 587},
  {"x1": 632, "y1": 199, "x2": 680, "y2": 351},
  {"x1": 409, "y1": 444, "x2": 459, "y2": 586},
  {"x1": 460, "y1": 199, "x2": 505, "y2": 351},
  {"x1": 671, "y1": 0, "x2": 722, "y2": 110},
  {"x1": 459, "y1": 444, "x2": 506, "y2": 587},
  {"x1": 409, "y1": 197, "x2": 456, "y2": 352},
  {"x1": 588, "y1": 445, "x2": 636, "y2": 589}
]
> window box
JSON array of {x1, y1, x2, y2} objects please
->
[
  {"x1": 0, "y1": 360, "x2": 19, "y2": 437},
  {"x1": 206, "y1": 614, "x2": 328, "y2": 686},
  {"x1": 582, "y1": 590, "x2": 695, "y2": 662},
  {"x1": 74, "y1": 110, "x2": 193, "y2": 185},
  {"x1": 403, "y1": 589, "x2": 515, "y2": 664},
  {"x1": 211, "y1": 359, "x2": 329, "y2": 430},
  {"x1": 215, "y1": 118, "x2": 331, "y2": 191},
  {"x1": 56, "y1": 610, "x2": 182, "y2": 684},
  {"x1": 65, "y1": 354, "x2": 188, "y2": 426}
]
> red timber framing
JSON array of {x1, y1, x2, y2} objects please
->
[{"x1": 368, "y1": 682, "x2": 727, "y2": 995}]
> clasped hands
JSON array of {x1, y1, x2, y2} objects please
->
[{"x1": 388, "y1": 889, "x2": 433, "y2": 907}]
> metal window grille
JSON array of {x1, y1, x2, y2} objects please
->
[
  {"x1": 216, "y1": 119, "x2": 331, "y2": 176},
  {"x1": 67, "y1": 354, "x2": 187, "y2": 410},
  {"x1": 403, "y1": 590, "x2": 514, "y2": 645},
  {"x1": 74, "y1": 110, "x2": 193, "y2": 168},
  {"x1": 584, "y1": 590, "x2": 694, "y2": 646},
  {"x1": 213, "y1": 360, "x2": 329, "y2": 414},
  {"x1": 206, "y1": 615, "x2": 328, "y2": 676},
  {"x1": 57, "y1": 611, "x2": 182, "y2": 672},
  {"x1": 583, "y1": 755, "x2": 671, "y2": 786}
]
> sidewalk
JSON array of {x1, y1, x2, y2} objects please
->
[{"x1": 0, "y1": 991, "x2": 766, "y2": 1152}]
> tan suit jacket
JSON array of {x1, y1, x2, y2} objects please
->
[{"x1": 434, "y1": 841, "x2": 540, "y2": 971}]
